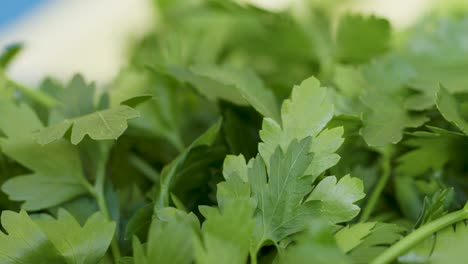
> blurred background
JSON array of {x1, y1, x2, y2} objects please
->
[{"x1": 0, "y1": 0, "x2": 447, "y2": 86}]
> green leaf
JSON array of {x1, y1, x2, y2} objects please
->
[
  {"x1": 2, "y1": 174, "x2": 88, "y2": 211},
  {"x1": 194, "y1": 158, "x2": 254, "y2": 264},
  {"x1": 34, "y1": 209, "x2": 116, "y2": 264},
  {"x1": 193, "y1": 66, "x2": 280, "y2": 121},
  {"x1": 334, "y1": 65, "x2": 367, "y2": 98},
  {"x1": 120, "y1": 94, "x2": 154, "y2": 108},
  {"x1": 114, "y1": 70, "x2": 188, "y2": 150},
  {"x1": 51, "y1": 74, "x2": 96, "y2": 120},
  {"x1": 396, "y1": 128, "x2": 464, "y2": 177},
  {"x1": 222, "y1": 154, "x2": 248, "y2": 182},
  {"x1": 335, "y1": 222, "x2": 406, "y2": 263},
  {"x1": 28, "y1": 74, "x2": 141, "y2": 145},
  {"x1": 280, "y1": 77, "x2": 334, "y2": 144},
  {"x1": 335, "y1": 222, "x2": 377, "y2": 253},
  {"x1": 394, "y1": 175, "x2": 423, "y2": 221},
  {"x1": 0, "y1": 210, "x2": 64, "y2": 263},
  {"x1": 156, "y1": 119, "x2": 222, "y2": 209},
  {"x1": 335, "y1": 14, "x2": 391, "y2": 64},
  {"x1": 0, "y1": 43, "x2": 22, "y2": 69},
  {"x1": 37, "y1": 104, "x2": 140, "y2": 145},
  {"x1": 404, "y1": 93, "x2": 436, "y2": 111},
  {"x1": 169, "y1": 145, "x2": 226, "y2": 211},
  {"x1": 167, "y1": 66, "x2": 246, "y2": 105},
  {"x1": 308, "y1": 127, "x2": 345, "y2": 177},
  {"x1": 279, "y1": 222, "x2": 350, "y2": 264},
  {"x1": 332, "y1": 65, "x2": 367, "y2": 115},
  {"x1": 259, "y1": 76, "x2": 342, "y2": 178},
  {"x1": 195, "y1": 200, "x2": 254, "y2": 264},
  {"x1": 0, "y1": 210, "x2": 115, "y2": 264},
  {"x1": 436, "y1": 85, "x2": 468, "y2": 135},
  {"x1": 5, "y1": 1, "x2": 468, "y2": 262},
  {"x1": 174, "y1": 65, "x2": 280, "y2": 121},
  {"x1": 307, "y1": 175, "x2": 365, "y2": 224},
  {"x1": 124, "y1": 204, "x2": 153, "y2": 241},
  {"x1": 360, "y1": 90, "x2": 428, "y2": 146},
  {"x1": 220, "y1": 105, "x2": 260, "y2": 159},
  {"x1": 347, "y1": 222, "x2": 405, "y2": 263},
  {"x1": 0, "y1": 101, "x2": 43, "y2": 136},
  {"x1": 118, "y1": 257, "x2": 134, "y2": 264},
  {"x1": 132, "y1": 208, "x2": 198, "y2": 264},
  {"x1": 251, "y1": 138, "x2": 317, "y2": 251},
  {"x1": 404, "y1": 16, "x2": 468, "y2": 93},
  {"x1": 362, "y1": 55, "x2": 416, "y2": 93},
  {"x1": 218, "y1": 181, "x2": 251, "y2": 213},
  {"x1": 0, "y1": 103, "x2": 88, "y2": 210},
  {"x1": 414, "y1": 188, "x2": 455, "y2": 228}
]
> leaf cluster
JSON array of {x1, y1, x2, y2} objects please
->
[{"x1": 2, "y1": 0, "x2": 468, "y2": 263}]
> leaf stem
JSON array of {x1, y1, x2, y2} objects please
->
[
  {"x1": 360, "y1": 152, "x2": 391, "y2": 222},
  {"x1": 6, "y1": 77, "x2": 58, "y2": 108},
  {"x1": 96, "y1": 189, "x2": 121, "y2": 262},
  {"x1": 250, "y1": 252, "x2": 258, "y2": 264},
  {"x1": 93, "y1": 143, "x2": 121, "y2": 262},
  {"x1": 128, "y1": 153, "x2": 160, "y2": 182},
  {"x1": 371, "y1": 207, "x2": 468, "y2": 264}
]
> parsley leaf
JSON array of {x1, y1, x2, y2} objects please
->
[
  {"x1": 34, "y1": 209, "x2": 115, "y2": 264},
  {"x1": 0, "y1": 210, "x2": 63, "y2": 263},
  {"x1": 360, "y1": 90, "x2": 428, "y2": 146},
  {"x1": 156, "y1": 119, "x2": 222, "y2": 209},
  {"x1": 132, "y1": 208, "x2": 198, "y2": 264},
  {"x1": 259, "y1": 76, "x2": 342, "y2": 178},
  {"x1": 0, "y1": 103, "x2": 88, "y2": 210},
  {"x1": 306, "y1": 175, "x2": 365, "y2": 224},
  {"x1": 0, "y1": 209, "x2": 115, "y2": 263},
  {"x1": 279, "y1": 222, "x2": 350, "y2": 264},
  {"x1": 436, "y1": 85, "x2": 468, "y2": 135},
  {"x1": 251, "y1": 137, "x2": 317, "y2": 251},
  {"x1": 336, "y1": 14, "x2": 391, "y2": 64},
  {"x1": 36, "y1": 105, "x2": 139, "y2": 145}
]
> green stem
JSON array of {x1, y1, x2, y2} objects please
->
[
  {"x1": 0, "y1": 153, "x2": 9, "y2": 176},
  {"x1": 360, "y1": 154, "x2": 391, "y2": 222},
  {"x1": 96, "y1": 190, "x2": 121, "y2": 262},
  {"x1": 79, "y1": 176, "x2": 95, "y2": 197},
  {"x1": 317, "y1": 57, "x2": 335, "y2": 81},
  {"x1": 128, "y1": 153, "x2": 160, "y2": 182},
  {"x1": 93, "y1": 144, "x2": 121, "y2": 262},
  {"x1": 170, "y1": 133, "x2": 185, "y2": 153},
  {"x1": 6, "y1": 78, "x2": 58, "y2": 108},
  {"x1": 371, "y1": 207, "x2": 468, "y2": 264},
  {"x1": 250, "y1": 252, "x2": 258, "y2": 264}
]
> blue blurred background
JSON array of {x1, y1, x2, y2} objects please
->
[{"x1": 0, "y1": 1, "x2": 47, "y2": 29}]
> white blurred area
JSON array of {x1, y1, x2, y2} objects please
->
[
  {"x1": 0, "y1": 0, "x2": 155, "y2": 86},
  {"x1": 0, "y1": 0, "x2": 430, "y2": 86}
]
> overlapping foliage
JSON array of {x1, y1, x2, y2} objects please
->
[{"x1": 2, "y1": 0, "x2": 468, "y2": 263}]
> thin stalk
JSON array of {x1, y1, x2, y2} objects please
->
[
  {"x1": 360, "y1": 154, "x2": 391, "y2": 222},
  {"x1": 128, "y1": 153, "x2": 160, "y2": 182},
  {"x1": 95, "y1": 189, "x2": 121, "y2": 261},
  {"x1": 79, "y1": 175, "x2": 95, "y2": 197},
  {"x1": 317, "y1": 57, "x2": 335, "y2": 81},
  {"x1": 0, "y1": 154, "x2": 9, "y2": 177},
  {"x1": 6, "y1": 78, "x2": 58, "y2": 108},
  {"x1": 371, "y1": 207, "x2": 468, "y2": 264},
  {"x1": 170, "y1": 134, "x2": 185, "y2": 153},
  {"x1": 93, "y1": 144, "x2": 121, "y2": 262},
  {"x1": 250, "y1": 253, "x2": 258, "y2": 264}
]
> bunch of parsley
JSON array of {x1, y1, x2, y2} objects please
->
[{"x1": 1, "y1": 0, "x2": 468, "y2": 263}]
